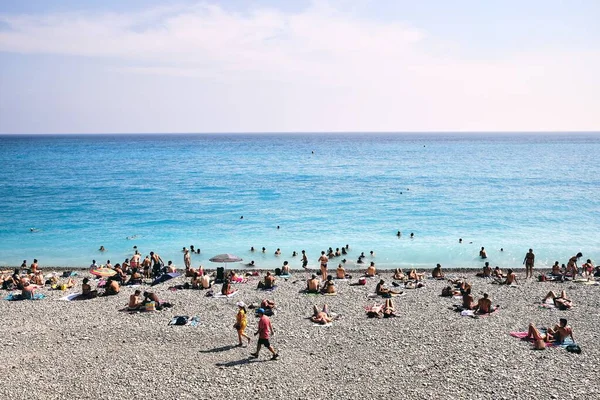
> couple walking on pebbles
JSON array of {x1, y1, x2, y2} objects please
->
[{"x1": 236, "y1": 302, "x2": 279, "y2": 360}]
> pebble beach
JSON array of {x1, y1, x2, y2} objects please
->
[{"x1": 1, "y1": 267, "x2": 599, "y2": 400}]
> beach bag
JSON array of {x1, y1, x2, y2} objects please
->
[
  {"x1": 174, "y1": 316, "x2": 188, "y2": 326},
  {"x1": 566, "y1": 344, "x2": 581, "y2": 354},
  {"x1": 145, "y1": 301, "x2": 156, "y2": 312},
  {"x1": 538, "y1": 275, "x2": 546, "y2": 282},
  {"x1": 275, "y1": 268, "x2": 281, "y2": 276},
  {"x1": 358, "y1": 278, "x2": 367, "y2": 285}
]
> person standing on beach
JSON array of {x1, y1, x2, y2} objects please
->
[
  {"x1": 184, "y1": 249, "x2": 191, "y2": 270},
  {"x1": 567, "y1": 252, "x2": 583, "y2": 277},
  {"x1": 523, "y1": 249, "x2": 535, "y2": 279},
  {"x1": 319, "y1": 251, "x2": 328, "y2": 280},
  {"x1": 150, "y1": 251, "x2": 164, "y2": 277},
  {"x1": 251, "y1": 308, "x2": 278, "y2": 360},
  {"x1": 235, "y1": 301, "x2": 251, "y2": 347}
]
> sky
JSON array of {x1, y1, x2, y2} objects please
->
[{"x1": 0, "y1": 0, "x2": 599, "y2": 133}]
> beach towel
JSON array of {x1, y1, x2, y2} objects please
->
[
  {"x1": 313, "y1": 322, "x2": 333, "y2": 327},
  {"x1": 5, "y1": 293, "x2": 45, "y2": 301},
  {"x1": 280, "y1": 274, "x2": 292, "y2": 279},
  {"x1": 322, "y1": 292, "x2": 338, "y2": 296},
  {"x1": 59, "y1": 293, "x2": 82, "y2": 301},
  {"x1": 259, "y1": 285, "x2": 277, "y2": 292},
  {"x1": 510, "y1": 330, "x2": 574, "y2": 347},
  {"x1": 168, "y1": 316, "x2": 200, "y2": 327},
  {"x1": 213, "y1": 291, "x2": 239, "y2": 298}
]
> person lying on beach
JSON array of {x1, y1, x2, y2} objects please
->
[
  {"x1": 128, "y1": 290, "x2": 142, "y2": 310},
  {"x1": 260, "y1": 299, "x2": 275, "y2": 310},
  {"x1": 142, "y1": 291, "x2": 171, "y2": 310},
  {"x1": 257, "y1": 272, "x2": 275, "y2": 290},
  {"x1": 408, "y1": 269, "x2": 424, "y2": 281},
  {"x1": 525, "y1": 318, "x2": 574, "y2": 349},
  {"x1": 79, "y1": 278, "x2": 98, "y2": 299},
  {"x1": 432, "y1": 264, "x2": 444, "y2": 279},
  {"x1": 320, "y1": 275, "x2": 336, "y2": 294},
  {"x1": 365, "y1": 262, "x2": 376, "y2": 277},
  {"x1": 441, "y1": 286, "x2": 460, "y2": 297},
  {"x1": 366, "y1": 299, "x2": 396, "y2": 318},
  {"x1": 474, "y1": 293, "x2": 494, "y2": 314},
  {"x1": 311, "y1": 304, "x2": 333, "y2": 324},
  {"x1": 543, "y1": 290, "x2": 573, "y2": 310},
  {"x1": 375, "y1": 279, "x2": 402, "y2": 296},
  {"x1": 228, "y1": 270, "x2": 245, "y2": 283},
  {"x1": 393, "y1": 268, "x2": 405, "y2": 281},
  {"x1": 221, "y1": 279, "x2": 235, "y2": 296},
  {"x1": 306, "y1": 274, "x2": 320, "y2": 293},
  {"x1": 476, "y1": 262, "x2": 492, "y2": 278}
]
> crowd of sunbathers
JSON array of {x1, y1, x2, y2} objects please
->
[{"x1": 2, "y1": 247, "x2": 593, "y2": 353}]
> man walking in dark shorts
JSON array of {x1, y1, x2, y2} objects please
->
[{"x1": 251, "y1": 308, "x2": 279, "y2": 360}]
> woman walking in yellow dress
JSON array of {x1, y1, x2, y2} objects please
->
[{"x1": 235, "y1": 301, "x2": 251, "y2": 346}]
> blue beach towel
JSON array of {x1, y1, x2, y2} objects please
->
[{"x1": 5, "y1": 293, "x2": 46, "y2": 301}]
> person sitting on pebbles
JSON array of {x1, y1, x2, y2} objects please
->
[
  {"x1": 408, "y1": 269, "x2": 424, "y2": 281},
  {"x1": 128, "y1": 290, "x2": 142, "y2": 311},
  {"x1": 201, "y1": 271, "x2": 212, "y2": 289},
  {"x1": 336, "y1": 264, "x2": 351, "y2": 279},
  {"x1": 503, "y1": 269, "x2": 518, "y2": 285},
  {"x1": 21, "y1": 281, "x2": 36, "y2": 300},
  {"x1": 543, "y1": 290, "x2": 573, "y2": 310},
  {"x1": 126, "y1": 268, "x2": 143, "y2": 285},
  {"x1": 393, "y1": 268, "x2": 405, "y2": 281},
  {"x1": 311, "y1": 304, "x2": 333, "y2": 325},
  {"x1": 306, "y1": 274, "x2": 320, "y2": 293},
  {"x1": 365, "y1": 262, "x2": 376, "y2": 277},
  {"x1": 474, "y1": 293, "x2": 495, "y2": 314},
  {"x1": 375, "y1": 279, "x2": 402, "y2": 297},
  {"x1": 432, "y1": 263, "x2": 444, "y2": 279},
  {"x1": 476, "y1": 262, "x2": 492, "y2": 278},
  {"x1": 462, "y1": 288, "x2": 476, "y2": 310},
  {"x1": 320, "y1": 275, "x2": 336, "y2": 294},
  {"x1": 78, "y1": 278, "x2": 98, "y2": 299},
  {"x1": 221, "y1": 279, "x2": 236, "y2": 296},
  {"x1": 526, "y1": 318, "x2": 574, "y2": 349},
  {"x1": 257, "y1": 271, "x2": 275, "y2": 290},
  {"x1": 103, "y1": 277, "x2": 120, "y2": 296},
  {"x1": 492, "y1": 266, "x2": 503, "y2": 279}
]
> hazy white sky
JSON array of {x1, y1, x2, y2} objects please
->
[{"x1": 0, "y1": 0, "x2": 599, "y2": 133}]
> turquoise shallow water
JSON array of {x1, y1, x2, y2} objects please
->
[{"x1": 0, "y1": 133, "x2": 598, "y2": 270}]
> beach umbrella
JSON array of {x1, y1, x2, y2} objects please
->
[
  {"x1": 209, "y1": 254, "x2": 243, "y2": 263},
  {"x1": 151, "y1": 272, "x2": 181, "y2": 287},
  {"x1": 90, "y1": 267, "x2": 116, "y2": 277}
]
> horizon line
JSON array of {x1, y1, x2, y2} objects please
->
[{"x1": 1, "y1": 131, "x2": 599, "y2": 136}]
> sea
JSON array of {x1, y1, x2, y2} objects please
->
[{"x1": 0, "y1": 133, "x2": 598, "y2": 270}]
